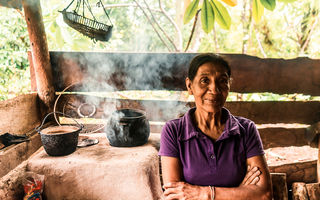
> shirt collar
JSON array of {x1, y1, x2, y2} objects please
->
[{"x1": 179, "y1": 107, "x2": 241, "y2": 141}]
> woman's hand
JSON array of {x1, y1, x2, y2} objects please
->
[
  {"x1": 241, "y1": 165, "x2": 261, "y2": 186},
  {"x1": 163, "y1": 181, "x2": 209, "y2": 200}
]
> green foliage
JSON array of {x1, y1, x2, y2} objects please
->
[
  {"x1": 260, "y1": 0, "x2": 276, "y2": 11},
  {"x1": 211, "y1": 0, "x2": 231, "y2": 30},
  {"x1": 278, "y1": 0, "x2": 297, "y2": 2},
  {"x1": 183, "y1": 0, "x2": 199, "y2": 24},
  {"x1": 201, "y1": 0, "x2": 215, "y2": 33},
  {"x1": 253, "y1": 0, "x2": 265, "y2": 22},
  {"x1": 0, "y1": 7, "x2": 30, "y2": 100},
  {"x1": 184, "y1": 0, "x2": 297, "y2": 33}
]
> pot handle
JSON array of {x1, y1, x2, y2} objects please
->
[{"x1": 35, "y1": 111, "x2": 84, "y2": 133}]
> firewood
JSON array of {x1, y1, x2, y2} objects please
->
[
  {"x1": 292, "y1": 182, "x2": 308, "y2": 200},
  {"x1": 271, "y1": 173, "x2": 288, "y2": 200},
  {"x1": 306, "y1": 183, "x2": 320, "y2": 200}
]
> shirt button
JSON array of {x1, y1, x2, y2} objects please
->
[{"x1": 210, "y1": 155, "x2": 215, "y2": 159}]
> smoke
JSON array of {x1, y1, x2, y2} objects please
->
[{"x1": 54, "y1": 52, "x2": 194, "y2": 134}]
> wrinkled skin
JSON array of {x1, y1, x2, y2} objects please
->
[{"x1": 163, "y1": 166, "x2": 262, "y2": 200}]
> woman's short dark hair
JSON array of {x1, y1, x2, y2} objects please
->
[{"x1": 188, "y1": 53, "x2": 231, "y2": 81}]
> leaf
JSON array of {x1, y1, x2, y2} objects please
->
[
  {"x1": 277, "y1": 0, "x2": 296, "y2": 2},
  {"x1": 220, "y1": 0, "x2": 237, "y2": 7},
  {"x1": 184, "y1": 0, "x2": 200, "y2": 24},
  {"x1": 210, "y1": 0, "x2": 231, "y2": 30},
  {"x1": 252, "y1": 0, "x2": 264, "y2": 22},
  {"x1": 260, "y1": 0, "x2": 276, "y2": 11},
  {"x1": 201, "y1": 0, "x2": 215, "y2": 33}
]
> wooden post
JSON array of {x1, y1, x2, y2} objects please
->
[
  {"x1": 271, "y1": 173, "x2": 288, "y2": 200},
  {"x1": 318, "y1": 136, "x2": 320, "y2": 182},
  {"x1": 22, "y1": 0, "x2": 55, "y2": 114},
  {"x1": 306, "y1": 183, "x2": 320, "y2": 199},
  {"x1": 292, "y1": 182, "x2": 308, "y2": 200}
]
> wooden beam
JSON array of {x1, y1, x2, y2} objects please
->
[
  {"x1": 269, "y1": 160, "x2": 317, "y2": 186},
  {"x1": 23, "y1": 0, "x2": 55, "y2": 113},
  {"x1": 305, "y1": 122, "x2": 320, "y2": 182},
  {"x1": 259, "y1": 127, "x2": 308, "y2": 149},
  {"x1": 56, "y1": 96, "x2": 319, "y2": 124},
  {"x1": 292, "y1": 182, "x2": 308, "y2": 200},
  {"x1": 0, "y1": 133, "x2": 41, "y2": 177},
  {"x1": 0, "y1": 93, "x2": 40, "y2": 134},
  {"x1": 306, "y1": 183, "x2": 320, "y2": 199},
  {"x1": 271, "y1": 173, "x2": 288, "y2": 200},
  {"x1": 48, "y1": 52, "x2": 320, "y2": 96}
]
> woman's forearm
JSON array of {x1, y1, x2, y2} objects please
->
[
  {"x1": 163, "y1": 182, "x2": 271, "y2": 200},
  {"x1": 214, "y1": 185, "x2": 272, "y2": 200}
]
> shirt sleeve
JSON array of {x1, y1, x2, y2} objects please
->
[
  {"x1": 158, "y1": 121, "x2": 179, "y2": 158},
  {"x1": 245, "y1": 121, "x2": 265, "y2": 158}
]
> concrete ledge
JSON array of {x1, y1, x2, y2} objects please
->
[{"x1": 27, "y1": 133, "x2": 163, "y2": 200}]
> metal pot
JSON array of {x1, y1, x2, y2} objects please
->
[
  {"x1": 36, "y1": 112, "x2": 83, "y2": 156},
  {"x1": 106, "y1": 109, "x2": 150, "y2": 147}
]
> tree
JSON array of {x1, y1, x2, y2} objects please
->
[{"x1": 0, "y1": 7, "x2": 30, "y2": 100}]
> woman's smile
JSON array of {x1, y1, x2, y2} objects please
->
[{"x1": 203, "y1": 96, "x2": 220, "y2": 104}]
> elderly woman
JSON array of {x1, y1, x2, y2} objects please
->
[{"x1": 158, "y1": 53, "x2": 272, "y2": 200}]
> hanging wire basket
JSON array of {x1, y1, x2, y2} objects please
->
[{"x1": 59, "y1": 0, "x2": 113, "y2": 42}]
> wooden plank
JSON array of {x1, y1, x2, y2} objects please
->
[
  {"x1": 0, "y1": 132, "x2": 41, "y2": 178},
  {"x1": 271, "y1": 173, "x2": 288, "y2": 200},
  {"x1": 224, "y1": 101, "x2": 320, "y2": 124},
  {"x1": 0, "y1": 93, "x2": 41, "y2": 134},
  {"x1": 49, "y1": 52, "x2": 320, "y2": 95},
  {"x1": 292, "y1": 182, "x2": 308, "y2": 200},
  {"x1": 305, "y1": 122, "x2": 320, "y2": 148},
  {"x1": 150, "y1": 125, "x2": 308, "y2": 148},
  {"x1": 269, "y1": 160, "x2": 317, "y2": 186},
  {"x1": 55, "y1": 96, "x2": 320, "y2": 124},
  {"x1": 306, "y1": 183, "x2": 320, "y2": 200},
  {"x1": 56, "y1": 119, "x2": 309, "y2": 148},
  {"x1": 259, "y1": 128, "x2": 308, "y2": 149}
]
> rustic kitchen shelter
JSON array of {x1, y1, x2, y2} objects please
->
[{"x1": 0, "y1": 0, "x2": 320, "y2": 199}]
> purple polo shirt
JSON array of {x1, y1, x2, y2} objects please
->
[{"x1": 158, "y1": 107, "x2": 264, "y2": 187}]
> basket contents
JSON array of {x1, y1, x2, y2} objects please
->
[{"x1": 23, "y1": 172, "x2": 44, "y2": 200}]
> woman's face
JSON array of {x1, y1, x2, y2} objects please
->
[{"x1": 186, "y1": 62, "x2": 230, "y2": 114}]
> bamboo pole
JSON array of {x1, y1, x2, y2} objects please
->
[{"x1": 22, "y1": 0, "x2": 55, "y2": 114}]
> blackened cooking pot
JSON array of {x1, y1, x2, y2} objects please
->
[
  {"x1": 106, "y1": 109, "x2": 150, "y2": 147},
  {"x1": 36, "y1": 112, "x2": 83, "y2": 156}
]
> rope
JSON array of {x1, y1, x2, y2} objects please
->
[
  {"x1": 84, "y1": 0, "x2": 97, "y2": 21},
  {"x1": 64, "y1": 0, "x2": 75, "y2": 11},
  {"x1": 98, "y1": 0, "x2": 113, "y2": 26}
]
